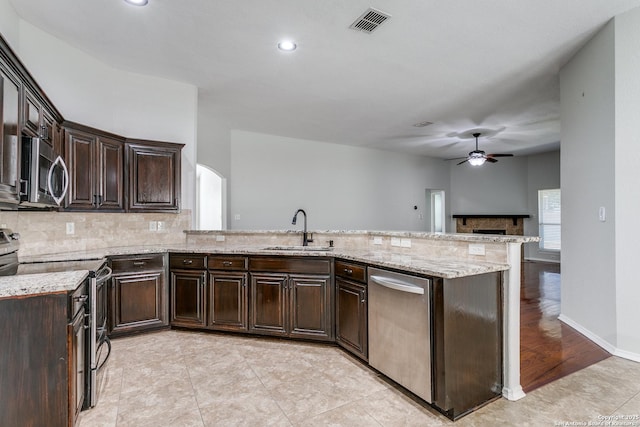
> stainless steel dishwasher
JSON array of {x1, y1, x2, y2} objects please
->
[{"x1": 368, "y1": 267, "x2": 432, "y2": 403}]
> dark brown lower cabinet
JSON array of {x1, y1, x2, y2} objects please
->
[
  {"x1": 170, "y1": 269, "x2": 207, "y2": 327},
  {"x1": 109, "y1": 254, "x2": 168, "y2": 337},
  {"x1": 336, "y1": 277, "x2": 368, "y2": 360},
  {"x1": 249, "y1": 271, "x2": 333, "y2": 341},
  {"x1": 0, "y1": 281, "x2": 87, "y2": 427},
  {"x1": 208, "y1": 271, "x2": 248, "y2": 332}
]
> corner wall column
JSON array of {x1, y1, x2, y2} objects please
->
[{"x1": 502, "y1": 242, "x2": 526, "y2": 401}]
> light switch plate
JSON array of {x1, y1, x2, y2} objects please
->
[
  {"x1": 148, "y1": 221, "x2": 157, "y2": 231},
  {"x1": 157, "y1": 221, "x2": 165, "y2": 231},
  {"x1": 66, "y1": 222, "x2": 75, "y2": 235},
  {"x1": 373, "y1": 237, "x2": 383, "y2": 245}
]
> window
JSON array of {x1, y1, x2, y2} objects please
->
[{"x1": 538, "y1": 189, "x2": 561, "y2": 251}]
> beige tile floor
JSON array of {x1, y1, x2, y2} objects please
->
[{"x1": 79, "y1": 330, "x2": 640, "y2": 427}]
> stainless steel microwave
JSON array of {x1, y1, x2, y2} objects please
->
[{"x1": 20, "y1": 137, "x2": 68, "y2": 207}]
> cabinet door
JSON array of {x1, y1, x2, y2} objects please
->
[
  {"x1": 289, "y1": 274, "x2": 333, "y2": 341},
  {"x1": 249, "y1": 273, "x2": 287, "y2": 336},
  {"x1": 336, "y1": 278, "x2": 368, "y2": 360},
  {"x1": 209, "y1": 272, "x2": 248, "y2": 332},
  {"x1": 0, "y1": 65, "x2": 21, "y2": 206},
  {"x1": 68, "y1": 306, "x2": 86, "y2": 427},
  {"x1": 65, "y1": 129, "x2": 96, "y2": 209},
  {"x1": 23, "y1": 89, "x2": 41, "y2": 137},
  {"x1": 127, "y1": 142, "x2": 182, "y2": 212},
  {"x1": 96, "y1": 137, "x2": 124, "y2": 211},
  {"x1": 170, "y1": 270, "x2": 206, "y2": 327},
  {"x1": 110, "y1": 271, "x2": 166, "y2": 335}
]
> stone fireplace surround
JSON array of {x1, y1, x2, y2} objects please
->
[{"x1": 453, "y1": 214, "x2": 530, "y2": 235}]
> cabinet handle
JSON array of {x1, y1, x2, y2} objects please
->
[
  {"x1": 344, "y1": 268, "x2": 353, "y2": 275},
  {"x1": 183, "y1": 259, "x2": 193, "y2": 265},
  {"x1": 133, "y1": 261, "x2": 146, "y2": 266},
  {"x1": 222, "y1": 261, "x2": 233, "y2": 266},
  {"x1": 73, "y1": 295, "x2": 89, "y2": 303}
]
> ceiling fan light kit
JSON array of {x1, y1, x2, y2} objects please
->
[{"x1": 453, "y1": 132, "x2": 514, "y2": 166}]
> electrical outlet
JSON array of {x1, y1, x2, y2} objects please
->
[
  {"x1": 468, "y1": 243, "x2": 486, "y2": 256},
  {"x1": 391, "y1": 237, "x2": 401, "y2": 247},
  {"x1": 66, "y1": 222, "x2": 75, "y2": 235},
  {"x1": 234, "y1": 214, "x2": 241, "y2": 221},
  {"x1": 400, "y1": 238, "x2": 412, "y2": 248},
  {"x1": 373, "y1": 237, "x2": 383, "y2": 245},
  {"x1": 148, "y1": 221, "x2": 157, "y2": 231},
  {"x1": 157, "y1": 221, "x2": 165, "y2": 231},
  {"x1": 216, "y1": 235, "x2": 225, "y2": 242}
]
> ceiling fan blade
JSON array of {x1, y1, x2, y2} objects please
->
[
  {"x1": 446, "y1": 156, "x2": 469, "y2": 161},
  {"x1": 456, "y1": 159, "x2": 470, "y2": 165},
  {"x1": 487, "y1": 153, "x2": 514, "y2": 158},
  {"x1": 486, "y1": 157, "x2": 498, "y2": 163}
]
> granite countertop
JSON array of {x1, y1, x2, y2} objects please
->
[
  {"x1": 0, "y1": 270, "x2": 90, "y2": 298},
  {"x1": 1, "y1": 241, "x2": 511, "y2": 300}
]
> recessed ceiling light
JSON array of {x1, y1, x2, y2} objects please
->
[
  {"x1": 413, "y1": 121, "x2": 433, "y2": 127},
  {"x1": 124, "y1": 0, "x2": 148, "y2": 6},
  {"x1": 277, "y1": 40, "x2": 297, "y2": 51}
]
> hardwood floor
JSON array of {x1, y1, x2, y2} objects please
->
[{"x1": 520, "y1": 261, "x2": 610, "y2": 393}]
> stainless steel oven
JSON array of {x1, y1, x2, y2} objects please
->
[
  {"x1": 20, "y1": 136, "x2": 69, "y2": 207},
  {"x1": 88, "y1": 263, "x2": 113, "y2": 408}
]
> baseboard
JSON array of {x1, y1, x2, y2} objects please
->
[{"x1": 558, "y1": 314, "x2": 640, "y2": 362}]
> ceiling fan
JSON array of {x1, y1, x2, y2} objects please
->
[{"x1": 450, "y1": 132, "x2": 514, "y2": 166}]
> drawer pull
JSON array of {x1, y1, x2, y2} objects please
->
[
  {"x1": 183, "y1": 259, "x2": 193, "y2": 265},
  {"x1": 133, "y1": 261, "x2": 146, "y2": 266},
  {"x1": 344, "y1": 268, "x2": 353, "y2": 275},
  {"x1": 222, "y1": 261, "x2": 233, "y2": 266}
]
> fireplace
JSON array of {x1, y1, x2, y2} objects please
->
[{"x1": 453, "y1": 215, "x2": 529, "y2": 236}]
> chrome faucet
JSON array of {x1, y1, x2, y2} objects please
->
[{"x1": 291, "y1": 209, "x2": 311, "y2": 246}]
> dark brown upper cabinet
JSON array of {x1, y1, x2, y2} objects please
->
[
  {"x1": 0, "y1": 62, "x2": 22, "y2": 208},
  {"x1": 64, "y1": 124, "x2": 124, "y2": 211},
  {"x1": 126, "y1": 140, "x2": 183, "y2": 212}
]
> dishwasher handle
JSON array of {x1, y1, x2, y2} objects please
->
[{"x1": 369, "y1": 275, "x2": 425, "y2": 295}]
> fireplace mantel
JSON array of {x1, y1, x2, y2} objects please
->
[{"x1": 453, "y1": 214, "x2": 530, "y2": 226}]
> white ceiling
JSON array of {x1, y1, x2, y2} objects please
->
[{"x1": 9, "y1": 0, "x2": 640, "y2": 159}]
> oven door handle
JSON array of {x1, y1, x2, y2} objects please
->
[
  {"x1": 47, "y1": 155, "x2": 69, "y2": 206},
  {"x1": 96, "y1": 266, "x2": 113, "y2": 283}
]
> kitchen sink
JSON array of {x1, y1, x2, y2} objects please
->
[{"x1": 262, "y1": 246, "x2": 333, "y2": 251}]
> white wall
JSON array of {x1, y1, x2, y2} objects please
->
[
  {"x1": 614, "y1": 8, "x2": 640, "y2": 357},
  {"x1": 560, "y1": 21, "x2": 618, "y2": 348},
  {"x1": 449, "y1": 156, "x2": 529, "y2": 216},
  {"x1": 525, "y1": 151, "x2": 561, "y2": 262},
  {"x1": 0, "y1": 0, "x2": 18, "y2": 48},
  {"x1": 229, "y1": 130, "x2": 450, "y2": 231},
  {"x1": 14, "y1": 21, "x2": 198, "y2": 214}
]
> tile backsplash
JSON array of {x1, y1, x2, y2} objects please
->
[{"x1": 0, "y1": 210, "x2": 191, "y2": 258}]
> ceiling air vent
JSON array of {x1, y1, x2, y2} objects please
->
[{"x1": 349, "y1": 8, "x2": 391, "y2": 33}]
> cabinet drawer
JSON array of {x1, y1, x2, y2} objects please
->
[
  {"x1": 335, "y1": 260, "x2": 367, "y2": 283},
  {"x1": 208, "y1": 256, "x2": 248, "y2": 271},
  {"x1": 111, "y1": 254, "x2": 164, "y2": 273},
  {"x1": 170, "y1": 254, "x2": 207, "y2": 270},
  {"x1": 249, "y1": 257, "x2": 331, "y2": 274},
  {"x1": 69, "y1": 280, "x2": 88, "y2": 320}
]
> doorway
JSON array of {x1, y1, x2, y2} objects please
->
[
  {"x1": 426, "y1": 189, "x2": 446, "y2": 232},
  {"x1": 196, "y1": 164, "x2": 226, "y2": 230}
]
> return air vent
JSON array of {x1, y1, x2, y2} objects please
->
[{"x1": 349, "y1": 8, "x2": 391, "y2": 33}]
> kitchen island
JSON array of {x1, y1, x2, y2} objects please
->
[{"x1": 1, "y1": 229, "x2": 537, "y2": 422}]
